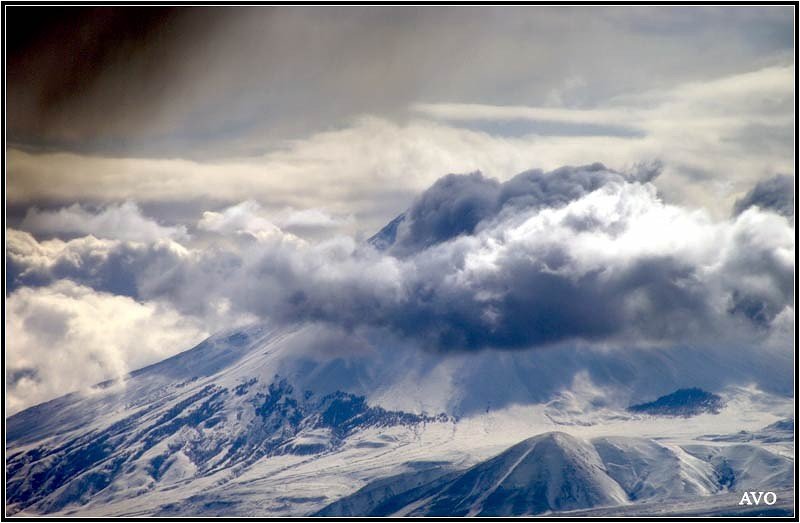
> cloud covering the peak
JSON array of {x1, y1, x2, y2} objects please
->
[
  {"x1": 386, "y1": 163, "x2": 643, "y2": 256},
  {"x1": 8, "y1": 165, "x2": 793, "y2": 354},
  {"x1": 5, "y1": 164, "x2": 795, "y2": 411}
]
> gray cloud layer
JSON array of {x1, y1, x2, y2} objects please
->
[
  {"x1": 7, "y1": 62, "x2": 793, "y2": 237},
  {"x1": 7, "y1": 6, "x2": 792, "y2": 158},
  {"x1": 19, "y1": 201, "x2": 188, "y2": 242},
  {"x1": 9, "y1": 165, "x2": 793, "y2": 355}
]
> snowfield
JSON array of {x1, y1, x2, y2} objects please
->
[{"x1": 5, "y1": 324, "x2": 795, "y2": 517}]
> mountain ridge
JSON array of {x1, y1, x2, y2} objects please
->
[
  {"x1": 316, "y1": 430, "x2": 792, "y2": 517},
  {"x1": 5, "y1": 322, "x2": 794, "y2": 517}
]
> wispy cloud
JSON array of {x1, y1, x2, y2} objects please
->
[
  {"x1": 7, "y1": 7, "x2": 791, "y2": 157},
  {"x1": 6, "y1": 281, "x2": 209, "y2": 414},
  {"x1": 412, "y1": 103, "x2": 638, "y2": 128},
  {"x1": 8, "y1": 65, "x2": 793, "y2": 233},
  {"x1": 20, "y1": 201, "x2": 187, "y2": 242}
]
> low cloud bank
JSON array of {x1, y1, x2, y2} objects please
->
[
  {"x1": 6, "y1": 281, "x2": 208, "y2": 414},
  {"x1": 9, "y1": 164, "x2": 792, "y2": 349},
  {"x1": 6, "y1": 164, "x2": 794, "y2": 410},
  {"x1": 19, "y1": 201, "x2": 188, "y2": 242}
]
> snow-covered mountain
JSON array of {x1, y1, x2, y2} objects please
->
[
  {"x1": 5, "y1": 322, "x2": 795, "y2": 517},
  {"x1": 386, "y1": 432, "x2": 631, "y2": 517},
  {"x1": 317, "y1": 432, "x2": 792, "y2": 517},
  {"x1": 6, "y1": 325, "x2": 444, "y2": 515}
]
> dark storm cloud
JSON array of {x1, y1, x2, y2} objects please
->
[
  {"x1": 497, "y1": 163, "x2": 627, "y2": 214},
  {"x1": 6, "y1": 6, "x2": 221, "y2": 151},
  {"x1": 7, "y1": 7, "x2": 180, "y2": 106},
  {"x1": 5, "y1": 6, "x2": 793, "y2": 158},
  {"x1": 388, "y1": 163, "x2": 640, "y2": 256},
  {"x1": 732, "y1": 174, "x2": 794, "y2": 217},
  {"x1": 216, "y1": 165, "x2": 790, "y2": 351},
  {"x1": 362, "y1": 255, "x2": 713, "y2": 351},
  {"x1": 8, "y1": 165, "x2": 793, "y2": 353},
  {"x1": 390, "y1": 173, "x2": 501, "y2": 254}
]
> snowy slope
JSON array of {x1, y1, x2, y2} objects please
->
[
  {"x1": 592, "y1": 437, "x2": 719, "y2": 502},
  {"x1": 6, "y1": 324, "x2": 448, "y2": 515},
  {"x1": 410, "y1": 432, "x2": 630, "y2": 516},
  {"x1": 317, "y1": 432, "x2": 793, "y2": 517},
  {"x1": 5, "y1": 322, "x2": 795, "y2": 517}
]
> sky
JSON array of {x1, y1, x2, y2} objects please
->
[{"x1": 4, "y1": 6, "x2": 796, "y2": 414}]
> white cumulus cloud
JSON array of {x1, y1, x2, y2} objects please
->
[
  {"x1": 19, "y1": 201, "x2": 187, "y2": 242},
  {"x1": 6, "y1": 281, "x2": 209, "y2": 414}
]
